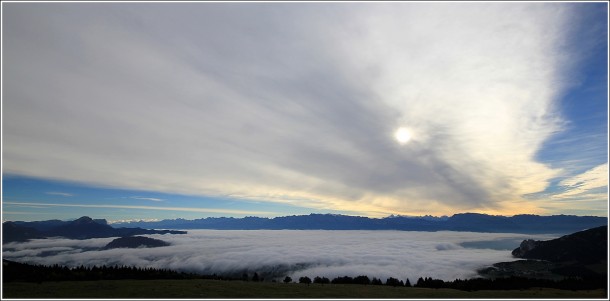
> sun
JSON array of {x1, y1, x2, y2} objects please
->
[{"x1": 394, "y1": 127, "x2": 412, "y2": 145}]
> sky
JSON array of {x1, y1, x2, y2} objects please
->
[
  {"x1": 1, "y1": 230, "x2": 557, "y2": 281},
  {"x1": 2, "y1": 2, "x2": 608, "y2": 222}
]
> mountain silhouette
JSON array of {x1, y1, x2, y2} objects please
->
[
  {"x1": 2, "y1": 222, "x2": 45, "y2": 243},
  {"x1": 3, "y1": 216, "x2": 186, "y2": 242},
  {"x1": 111, "y1": 213, "x2": 606, "y2": 234},
  {"x1": 46, "y1": 216, "x2": 116, "y2": 239},
  {"x1": 103, "y1": 236, "x2": 170, "y2": 249},
  {"x1": 480, "y1": 225, "x2": 608, "y2": 281},
  {"x1": 512, "y1": 225, "x2": 607, "y2": 263}
]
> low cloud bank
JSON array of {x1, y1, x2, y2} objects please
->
[{"x1": 3, "y1": 230, "x2": 555, "y2": 281}]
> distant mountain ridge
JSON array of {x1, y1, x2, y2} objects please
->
[
  {"x1": 111, "y1": 213, "x2": 607, "y2": 234},
  {"x1": 3, "y1": 216, "x2": 186, "y2": 243}
]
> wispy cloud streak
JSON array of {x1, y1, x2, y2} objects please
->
[
  {"x1": 2, "y1": 201, "x2": 274, "y2": 216},
  {"x1": 557, "y1": 163, "x2": 608, "y2": 196},
  {"x1": 128, "y1": 196, "x2": 164, "y2": 202},
  {"x1": 45, "y1": 192, "x2": 73, "y2": 197}
]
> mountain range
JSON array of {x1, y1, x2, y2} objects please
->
[
  {"x1": 3, "y1": 216, "x2": 186, "y2": 243},
  {"x1": 110, "y1": 213, "x2": 607, "y2": 234}
]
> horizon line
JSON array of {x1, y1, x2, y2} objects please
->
[{"x1": 3, "y1": 211, "x2": 608, "y2": 224}]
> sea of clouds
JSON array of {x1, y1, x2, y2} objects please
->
[{"x1": 2, "y1": 230, "x2": 556, "y2": 281}]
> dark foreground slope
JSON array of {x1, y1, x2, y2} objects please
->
[
  {"x1": 3, "y1": 279, "x2": 605, "y2": 299},
  {"x1": 4, "y1": 258, "x2": 606, "y2": 296}
]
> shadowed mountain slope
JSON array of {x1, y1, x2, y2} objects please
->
[
  {"x1": 3, "y1": 216, "x2": 186, "y2": 243},
  {"x1": 511, "y1": 225, "x2": 607, "y2": 263}
]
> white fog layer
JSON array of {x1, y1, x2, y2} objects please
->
[{"x1": 3, "y1": 230, "x2": 556, "y2": 281}]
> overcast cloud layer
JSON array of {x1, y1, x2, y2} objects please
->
[
  {"x1": 2, "y1": 3, "x2": 606, "y2": 216},
  {"x1": 2, "y1": 230, "x2": 556, "y2": 281}
]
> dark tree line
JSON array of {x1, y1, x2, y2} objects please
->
[
  {"x1": 285, "y1": 274, "x2": 606, "y2": 291},
  {"x1": 413, "y1": 275, "x2": 607, "y2": 291},
  {"x1": 2, "y1": 260, "x2": 223, "y2": 283}
]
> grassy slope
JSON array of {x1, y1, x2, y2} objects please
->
[{"x1": 2, "y1": 279, "x2": 607, "y2": 299}]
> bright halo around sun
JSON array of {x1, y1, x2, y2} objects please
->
[{"x1": 394, "y1": 127, "x2": 412, "y2": 145}]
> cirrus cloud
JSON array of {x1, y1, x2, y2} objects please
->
[
  {"x1": 45, "y1": 192, "x2": 74, "y2": 197},
  {"x1": 2, "y1": 3, "x2": 600, "y2": 216}
]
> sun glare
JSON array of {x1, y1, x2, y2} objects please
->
[{"x1": 395, "y1": 127, "x2": 412, "y2": 145}]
